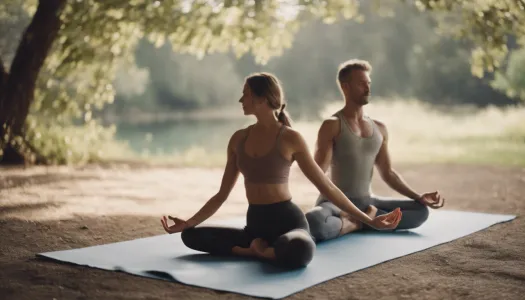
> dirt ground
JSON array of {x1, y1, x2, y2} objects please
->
[{"x1": 1, "y1": 163, "x2": 524, "y2": 300}]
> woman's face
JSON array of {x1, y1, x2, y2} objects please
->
[{"x1": 239, "y1": 82, "x2": 265, "y2": 115}]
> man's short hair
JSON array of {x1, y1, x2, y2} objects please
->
[{"x1": 337, "y1": 59, "x2": 372, "y2": 86}]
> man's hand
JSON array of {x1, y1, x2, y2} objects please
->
[
  {"x1": 160, "y1": 215, "x2": 188, "y2": 234},
  {"x1": 418, "y1": 191, "x2": 445, "y2": 209}
]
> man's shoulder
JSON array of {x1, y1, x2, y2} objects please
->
[
  {"x1": 321, "y1": 114, "x2": 341, "y2": 128},
  {"x1": 316, "y1": 115, "x2": 340, "y2": 141},
  {"x1": 371, "y1": 118, "x2": 385, "y2": 128},
  {"x1": 370, "y1": 118, "x2": 388, "y2": 136}
]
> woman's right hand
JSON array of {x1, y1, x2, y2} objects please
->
[
  {"x1": 160, "y1": 215, "x2": 189, "y2": 234},
  {"x1": 366, "y1": 208, "x2": 402, "y2": 230}
]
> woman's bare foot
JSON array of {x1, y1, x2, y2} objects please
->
[
  {"x1": 232, "y1": 246, "x2": 255, "y2": 257},
  {"x1": 338, "y1": 205, "x2": 379, "y2": 236},
  {"x1": 339, "y1": 211, "x2": 361, "y2": 236},
  {"x1": 250, "y1": 238, "x2": 276, "y2": 260},
  {"x1": 365, "y1": 205, "x2": 378, "y2": 219},
  {"x1": 361, "y1": 205, "x2": 379, "y2": 230}
]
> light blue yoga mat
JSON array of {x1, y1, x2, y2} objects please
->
[{"x1": 37, "y1": 210, "x2": 515, "y2": 299}]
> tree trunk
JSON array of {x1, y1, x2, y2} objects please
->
[
  {"x1": 0, "y1": 0, "x2": 66, "y2": 165},
  {"x1": 0, "y1": 56, "x2": 6, "y2": 110},
  {"x1": 0, "y1": 56, "x2": 5, "y2": 88}
]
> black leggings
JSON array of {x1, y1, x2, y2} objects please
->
[
  {"x1": 306, "y1": 196, "x2": 429, "y2": 242},
  {"x1": 181, "y1": 200, "x2": 316, "y2": 269}
]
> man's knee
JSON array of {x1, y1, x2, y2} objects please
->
[
  {"x1": 412, "y1": 202, "x2": 430, "y2": 227},
  {"x1": 418, "y1": 202, "x2": 430, "y2": 219},
  {"x1": 274, "y1": 229, "x2": 316, "y2": 269},
  {"x1": 305, "y1": 207, "x2": 323, "y2": 224},
  {"x1": 305, "y1": 207, "x2": 327, "y2": 240}
]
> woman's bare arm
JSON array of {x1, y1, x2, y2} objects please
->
[
  {"x1": 185, "y1": 130, "x2": 242, "y2": 227},
  {"x1": 289, "y1": 130, "x2": 373, "y2": 224}
]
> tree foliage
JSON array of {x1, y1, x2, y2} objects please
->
[
  {"x1": 115, "y1": 1, "x2": 515, "y2": 119},
  {"x1": 0, "y1": 0, "x2": 523, "y2": 165},
  {"x1": 412, "y1": 0, "x2": 525, "y2": 77},
  {"x1": 492, "y1": 47, "x2": 525, "y2": 101}
]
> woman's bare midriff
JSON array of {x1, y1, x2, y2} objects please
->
[{"x1": 244, "y1": 182, "x2": 292, "y2": 205}]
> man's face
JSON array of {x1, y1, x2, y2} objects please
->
[{"x1": 344, "y1": 69, "x2": 371, "y2": 106}]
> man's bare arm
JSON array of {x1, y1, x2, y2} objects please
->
[
  {"x1": 373, "y1": 120, "x2": 422, "y2": 201},
  {"x1": 314, "y1": 118, "x2": 339, "y2": 173}
]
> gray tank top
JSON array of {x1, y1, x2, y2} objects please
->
[{"x1": 318, "y1": 110, "x2": 383, "y2": 203}]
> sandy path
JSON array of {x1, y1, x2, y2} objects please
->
[{"x1": 1, "y1": 163, "x2": 524, "y2": 299}]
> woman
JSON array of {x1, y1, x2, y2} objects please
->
[{"x1": 161, "y1": 72, "x2": 402, "y2": 269}]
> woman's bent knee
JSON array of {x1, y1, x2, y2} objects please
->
[
  {"x1": 274, "y1": 229, "x2": 316, "y2": 269},
  {"x1": 180, "y1": 228, "x2": 198, "y2": 249}
]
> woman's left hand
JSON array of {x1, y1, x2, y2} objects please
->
[
  {"x1": 160, "y1": 215, "x2": 188, "y2": 234},
  {"x1": 367, "y1": 208, "x2": 402, "y2": 230}
]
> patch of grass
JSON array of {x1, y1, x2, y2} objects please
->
[
  {"x1": 354, "y1": 99, "x2": 525, "y2": 167},
  {"x1": 434, "y1": 131, "x2": 525, "y2": 167}
]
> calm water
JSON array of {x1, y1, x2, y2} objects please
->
[{"x1": 115, "y1": 119, "x2": 251, "y2": 155}]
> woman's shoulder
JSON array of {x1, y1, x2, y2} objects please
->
[
  {"x1": 228, "y1": 125, "x2": 252, "y2": 147},
  {"x1": 280, "y1": 126, "x2": 307, "y2": 146}
]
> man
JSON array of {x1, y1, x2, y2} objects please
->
[{"x1": 305, "y1": 59, "x2": 444, "y2": 242}]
